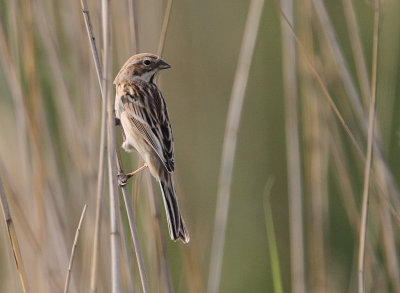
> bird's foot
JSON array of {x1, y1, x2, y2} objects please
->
[
  {"x1": 117, "y1": 164, "x2": 148, "y2": 187},
  {"x1": 118, "y1": 173, "x2": 130, "y2": 186}
]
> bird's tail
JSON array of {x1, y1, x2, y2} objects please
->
[{"x1": 159, "y1": 175, "x2": 190, "y2": 243}]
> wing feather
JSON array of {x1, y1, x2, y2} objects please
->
[{"x1": 120, "y1": 81, "x2": 175, "y2": 172}]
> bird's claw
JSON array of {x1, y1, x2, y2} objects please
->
[{"x1": 118, "y1": 173, "x2": 129, "y2": 186}]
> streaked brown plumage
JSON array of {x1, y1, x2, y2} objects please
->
[{"x1": 114, "y1": 53, "x2": 189, "y2": 243}]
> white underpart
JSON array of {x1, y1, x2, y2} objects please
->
[
  {"x1": 120, "y1": 113, "x2": 161, "y2": 179},
  {"x1": 122, "y1": 132, "x2": 137, "y2": 152}
]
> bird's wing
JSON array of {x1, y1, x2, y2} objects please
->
[{"x1": 120, "y1": 82, "x2": 175, "y2": 172}]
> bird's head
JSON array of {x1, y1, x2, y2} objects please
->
[{"x1": 114, "y1": 53, "x2": 171, "y2": 84}]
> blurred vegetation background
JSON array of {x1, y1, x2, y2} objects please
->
[{"x1": 0, "y1": 0, "x2": 400, "y2": 292}]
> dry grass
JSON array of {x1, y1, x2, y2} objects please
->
[{"x1": 0, "y1": 0, "x2": 399, "y2": 292}]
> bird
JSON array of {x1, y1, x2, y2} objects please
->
[{"x1": 113, "y1": 53, "x2": 189, "y2": 244}]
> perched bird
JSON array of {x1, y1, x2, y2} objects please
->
[{"x1": 114, "y1": 53, "x2": 189, "y2": 243}]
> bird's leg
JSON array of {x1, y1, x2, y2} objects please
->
[
  {"x1": 126, "y1": 164, "x2": 148, "y2": 177},
  {"x1": 118, "y1": 164, "x2": 148, "y2": 186}
]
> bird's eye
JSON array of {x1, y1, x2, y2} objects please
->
[{"x1": 143, "y1": 60, "x2": 151, "y2": 66}]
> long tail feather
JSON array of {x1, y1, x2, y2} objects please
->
[{"x1": 159, "y1": 176, "x2": 189, "y2": 243}]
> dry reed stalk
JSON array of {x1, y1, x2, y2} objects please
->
[
  {"x1": 114, "y1": 138, "x2": 150, "y2": 293},
  {"x1": 110, "y1": 130, "x2": 151, "y2": 293},
  {"x1": 80, "y1": 0, "x2": 104, "y2": 94},
  {"x1": 113, "y1": 149, "x2": 150, "y2": 292},
  {"x1": 64, "y1": 204, "x2": 88, "y2": 293},
  {"x1": 102, "y1": 0, "x2": 122, "y2": 291},
  {"x1": 207, "y1": 1, "x2": 265, "y2": 292},
  {"x1": 0, "y1": 173, "x2": 29, "y2": 293},
  {"x1": 280, "y1": 0, "x2": 306, "y2": 292},
  {"x1": 298, "y1": 1, "x2": 329, "y2": 291},
  {"x1": 118, "y1": 207, "x2": 136, "y2": 292},
  {"x1": 120, "y1": 185, "x2": 151, "y2": 293},
  {"x1": 358, "y1": 1, "x2": 380, "y2": 292},
  {"x1": 89, "y1": 89, "x2": 107, "y2": 293},
  {"x1": 306, "y1": 100, "x2": 328, "y2": 293},
  {"x1": 157, "y1": 0, "x2": 173, "y2": 56},
  {"x1": 128, "y1": 0, "x2": 140, "y2": 53},
  {"x1": 78, "y1": 1, "x2": 108, "y2": 291}
]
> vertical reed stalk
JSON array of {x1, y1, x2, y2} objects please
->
[
  {"x1": 0, "y1": 173, "x2": 29, "y2": 293},
  {"x1": 102, "y1": 0, "x2": 122, "y2": 292},
  {"x1": 280, "y1": 0, "x2": 305, "y2": 292},
  {"x1": 207, "y1": 1, "x2": 265, "y2": 292},
  {"x1": 157, "y1": 0, "x2": 173, "y2": 57},
  {"x1": 118, "y1": 207, "x2": 136, "y2": 292},
  {"x1": 78, "y1": 1, "x2": 108, "y2": 291},
  {"x1": 128, "y1": 0, "x2": 140, "y2": 53},
  {"x1": 298, "y1": 1, "x2": 330, "y2": 290},
  {"x1": 358, "y1": 1, "x2": 380, "y2": 292},
  {"x1": 89, "y1": 88, "x2": 107, "y2": 293},
  {"x1": 120, "y1": 185, "x2": 151, "y2": 293},
  {"x1": 115, "y1": 142, "x2": 150, "y2": 293},
  {"x1": 80, "y1": 0, "x2": 104, "y2": 94}
]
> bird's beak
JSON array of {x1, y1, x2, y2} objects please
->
[{"x1": 158, "y1": 59, "x2": 171, "y2": 70}]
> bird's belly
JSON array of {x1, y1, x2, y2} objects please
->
[
  {"x1": 120, "y1": 122, "x2": 150, "y2": 155},
  {"x1": 120, "y1": 114, "x2": 164, "y2": 180}
]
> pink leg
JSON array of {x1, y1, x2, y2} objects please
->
[
  {"x1": 125, "y1": 164, "x2": 148, "y2": 178},
  {"x1": 118, "y1": 164, "x2": 148, "y2": 186}
]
